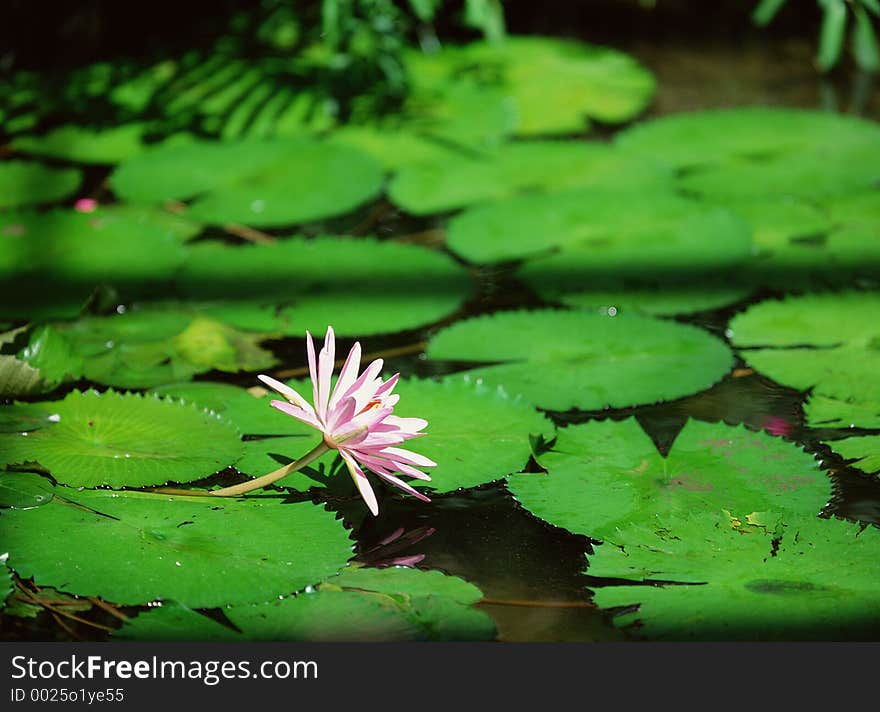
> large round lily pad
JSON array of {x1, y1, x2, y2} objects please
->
[
  {"x1": 427, "y1": 309, "x2": 734, "y2": 411},
  {"x1": 589, "y1": 512, "x2": 880, "y2": 640},
  {"x1": 447, "y1": 189, "x2": 752, "y2": 265},
  {"x1": 729, "y1": 292, "x2": 880, "y2": 429},
  {"x1": 0, "y1": 389, "x2": 243, "y2": 488},
  {"x1": 0, "y1": 161, "x2": 82, "y2": 209},
  {"x1": 176, "y1": 237, "x2": 473, "y2": 336},
  {"x1": 0, "y1": 489, "x2": 352, "y2": 607},
  {"x1": 406, "y1": 36, "x2": 655, "y2": 137},
  {"x1": 388, "y1": 141, "x2": 671, "y2": 216},
  {"x1": 116, "y1": 565, "x2": 495, "y2": 641},
  {"x1": 507, "y1": 418, "x2": 827, "y2": 543},
  {"x1": 110, "y1": 137, "x2": 384, "y2": 227}
]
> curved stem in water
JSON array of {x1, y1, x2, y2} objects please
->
[{"x1": 210, "y1": 441, "x2": 330, "y2": 497}]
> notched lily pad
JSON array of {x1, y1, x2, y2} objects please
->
[
  {"x1": 0, "y1": 489, "x2": 353, "y2": 607},
  {"x1": 0, "y1": 389, "x2": 244, "y2": 488},
  {"x1": 427, "y1": 309, "x2": 734, "y2": 411}
]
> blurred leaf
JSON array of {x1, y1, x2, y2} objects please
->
[
  {"x1": 752, "y1": 0, "x2": 787, "y2": 26},
  {"x1": 0, "y1": 357, "x2": 45, "y2": 397},
  {"x1": 463, "y1": 0, "x2": 506, "y2": 42},
  {"x1": 11, "y1": 124, "x2": 149, "y2": 164},
  {"x1": 853, "y1": 4, "x2": 880, "y2": 72},
  {"x1": 0, "y1": 162, "x2": 81, "y2": 209},
  {"x1": 816, "y1": 0, "x2": 847, "y2": 72}
]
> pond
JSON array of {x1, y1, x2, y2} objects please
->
[{"x1": 1, "y1": 2, "x2": 879, "y2": 643}]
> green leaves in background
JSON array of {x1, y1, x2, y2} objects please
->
[
  {"x1": 177, "y1": 237, "x2": 472, "y2": 336},
  {"x1": 447, "y1": 189, "x2": 752, "y2": 265},
  {"x1": 0, "y1": 389, "x2": 243, "y2": 487},
  {"x1": 110, "y1": 137, "x2": 384, "y2": 227},
  {"x1": 53, "y1": 306, "x2": 277, "y2": 389},
  {"x1": 0, "y1": 489, "x2": 352, "y2": 607},
  {"x1": 0, "y1": 161, "x2": 82, "y2": 209},
  {"x1": 589, "y1": 513, "x2": 880, "y2": 640},
  {"x1": 828, "y1": 435, "x2": 880, "y2": 475},
  {"x1": 0, "y1": 209, "x2": 188, "y2": 321},
  {"x1": 11, "y1": 123, "x2": 151, "y2": 164},
  {"x1": 507, "y1": 418, "x2": 827, "y2": 543},
  {"x1": 405, "y1": 36, "x2": 654, "y2": 139},
  {"x1": 117, "y1": 565, "x2": 495, "y2": 641},
  {"x1": 389, "y1": 141, "x2": 670, "y2": 215},
  {"x1": 729, "y1": 292, "x2": 880, "y2": 429},
  {"x1": 428, "y1": 310, "x2": 734, "y2": 411},
  {"x1": 618, "y1": 108, "x2": 880, "y2": 201}
]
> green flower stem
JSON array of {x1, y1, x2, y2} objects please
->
[{"x1": 210, "y1": 441, "x2": 330, "y2": 497}]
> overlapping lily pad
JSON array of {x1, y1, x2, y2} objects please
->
[
  {"x1": 176, "y1": 237, "x2": 473, "y2": 336},
  {"x1": 11, "y1": 123, "x2": 150, "y2": 164},
  {"x1": 447, "y1": 189, "x2": 752, "y2": 265},
  {"x1": 110, "y1": 137, "x2": 384, "y2": 227},
  {"x1": 0, "y1": 489, "x2": 352, "y2": 607},
  {"x1": 0, "y1": 209, "x2": 188, "y2": 320},
  {"x1": 0, "y1": 472, "x2": 55, "y2": 509},
  {"x1": 589, "y1": 512, "x2": 880, "y2": 640},
  {"x1": 0, "y1": 389, "x2": 243, "y2": 487},
  {"x1": 507, "y1": 418, "x2": 827, "y2": 543},
  {"x1": 53, "y1": 306, "x2": 277, "y2": 389},
  {"x1": 405, "y1": 36, "x2": 655, "y2": 138},
  {"x1": 828, "y1": 436, "x2": 880, "y2": 475},
  {"x1": 116, "y1": 565, "x2": 495, "y2": 641},
  {"x1": 427, "y1": 310, "x2": 734, "y2": 411},
  {"x1": 729, "y1": 292, "x2": 880, "y2": 428},
  {"x1": 388, "y1": 141, "x2": 671, "y2": 216},
  {"x1": 0, "y1": 161, "x2": 82, "y2": 209}
]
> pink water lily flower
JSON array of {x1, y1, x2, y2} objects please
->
[{"x1": 257, "y1": 326, "x2": 435, "y2": 516}]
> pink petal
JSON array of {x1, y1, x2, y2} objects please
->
[
  {"x1": 380, "y1": 446, "x2": 438, "y2": 469},
  {"x1": 306, "y1": 330, "x2": 319, "y2": 416},
  {"x1": 356, "y1": 455, "x2": 431, "y2": 502},
  {"x1": 339, "y1": 449, "x2": 379, "y2": 516},
  {"x1": 270, "y1": 399, "x2": 323, "y2": 431},
  {"x1": 316, "y1": 326, "x2": 336, "y2": 422},
  {"x1": 257, "y1": 374, "x2": 315, "y2": 414},
  {"x1": 328, "y1": 341, "x2": 362, "y2": 412},
  {"x1": 326, "y1": 395, "x2": 357, "y2": 434},
  {"x1": 382, "y1": 415, "x2": 428, "y2": 434},
  {"x1": 340, "y1": 358, "x2": 384, "y2": 407},
  {"x1": 374, "y1": 373, "x2": 399, "y2": 398}
]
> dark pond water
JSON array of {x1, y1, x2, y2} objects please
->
[{"x1": 3, "y1": 18, "x2": 880, "y2": 642}]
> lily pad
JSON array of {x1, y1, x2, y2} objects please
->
[
  {"x1": 0, "y1": 472, "x2": 54, "y2": 509},
  {"x1": 0, "y1": 389, "x2": 243, "y2": 488},
  {"x1": 828, "y1": 436, "x2": 880, "y2": 475},
  {"x1": 388, "y1": 141, "x2": 671, "y2": 216},
  {"x1": 0, "y1": 489, "x2": 352, "y2": 607},
  {"x1": 54, "y1": 305, "x2": 277, "y2": 389},
  {"x1": 806, "y1": 394, "x2": 880, "y2": 429},
  {"x1": 11, "y1": 123, "x2": 149, "y2": 164},
  {"x1": 116, "y1": 565, "x2": 495, "y2": 641},
  {"x1": 542, "y1": 285, "x2": 753, "y2": 317},
  {"x1": 447, "y1": 189, "x2": 752, "y2": 265},
  {"x1": 110, "y1": 137, "x2": 384, "y2": 227},
  {"x1": 507, "y1": 418, "x2": 827, "y2": 543},
  {"x1": 729, "y1": 292, "x2": 880, "y2": 428},
  {"x1": 616, "y1": 107, "x2": 880, "y2": 169},
  {"x1": 176, "y1": 237, "x2": 472, "y2": 336},
  {"x1": 427, "y1": 309, "x2": 734, "y2": 411},
  {"x1": 406, "y1": 36, "x2": 655, "y2": 137},
  {"x1": 0, "y1": 357, "x2": 46, "y2": 397},
  {"x1": 589, "y1": 512, "x2": 880, "y2": 640},
  {"x1": 0, "y1": 209, "x2": 187, "y2": 321},
  {"x1": 0, "y1": 161, "x2": 82, "y2": 209}
]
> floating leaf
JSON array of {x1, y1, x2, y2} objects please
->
[
  {"x1": 0, "y1": 357, "x2": 46, "y2": 397},
  {"x1": 406, "y1": 36, "x2": 655, "y2": 137},
  {"x1": 0, "y1": 161, "x2": 82, "y2": 209},
  {"x1": 389, "y1": 141, "x2": 671, "y2": 216},
  {"x1": 0, "y1": 472, "x2": 55, "y2": 510},
  {"x1": 806, "y1": 394, "x2": 880, "y2": 429},
  {"x1": 427, "y1": 310, "x2": 734, "y2": 411},
  {"x1": 0, "y1": 489, "x2": 352, "y2": 607},
  {"x1": 589, "y1": 512, "x2": 880, "y2": 640},
  {"x1": 542, "y1": 285, "x2": 752, "y2": 317},
  {"x1": 0, "y1": 209, "x2": 187, "y2": 320},
  {"x1": 110, "y1": 137, "x2": 384, "y2": 227},
  {"x1": 0, "y1": 389, "x2": 243, "y2": 488},
  {"x1": 827, "y1": 435, "x2": 880, "y2": 475},
  {"x1": 447, "y1": 189, "x2": 752, "y2": 265},
  {"x1": 117, "y1": 566, "x2": 495, "y2": 641},
  {"x1": 507, "y1": 418, "x2": 827, "y2": 542},
  {"x1": 11, "y1": 123, "x2": 149, "y2": 164},
  {"x1": 729, "y1": 292, "x2": 880, "y2": 428},
  {"x1": 54, "y1": 305, "x2": 277, "y2": 389},
  {"x1": 616, "y1": 107, "x2": 880, "y2": 169},
  {"x1": 177, "y1": 237, "x2": 472, "y2": 336}
]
